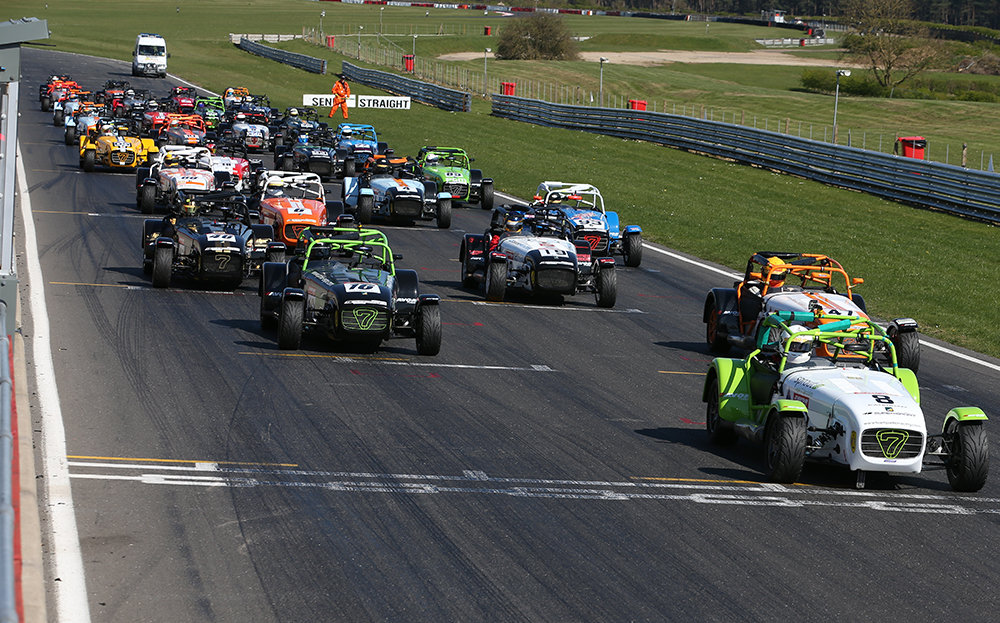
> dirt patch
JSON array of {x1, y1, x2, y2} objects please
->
[{"x1": 438, "y1": 49, "x2": 859, "y2": 68}]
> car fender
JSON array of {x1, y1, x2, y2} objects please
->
[
  {"x1": 418, "y1": 293, "x2": 441, "y2": 307},
  {"x1": 395, "y1": 269, "x2": 420, "y2": 317},
  {"x1": 943, "y1": 408, "x2": 987, "y2": 432},
  {"x1": 436, "y1": 191, "x2": 451, "y2": 202},
  {"x1": 704, "y1": 358, "x2": 751, "y2": 424},
  {"x1": 623, "y1": 224, "x2": 642, "y2": 234},
  {"x1": 704, "y1": 287, "x2": 738, "y2": 328},
  {"x1": 605, "y1": 211, "x2": 621, "y2": 236},
  {"x1": 895, "y1": 367, "x2": 920, "y2": 403},
  {"x1": 888, "y1": 317, "x2": 919, "y2": 335},
  {"x1": 488, "y1": 250, "x2": 507, "y2": 264},
  {"x1": 154, "y1": 236, "x2": 175, "y2": 250},
  {"x1": 463, "y1": 233, "x2": 485, "y2": 257},
  {"x1": 282, "y1": 287, "x2": 306, "y2": 302}
]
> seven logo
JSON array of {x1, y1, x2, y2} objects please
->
[
  {"x1": 876, "y1": 430, "x2": 909, "y2": 459},
  {"x1": 353, "y1": 308, "x2": 379, "y2": 330}
]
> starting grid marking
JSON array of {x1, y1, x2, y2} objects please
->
[
  {"x1": 238, "y1": 351, "x2": 555, "y2": 372},
  {"x1": 469, "y1": 301, "x2": 644, "y2": 313},
  {"x1": 66, "y1": 460, "x2": 1000, "y2": 516}
]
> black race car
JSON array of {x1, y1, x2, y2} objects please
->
[
  {"x1": 275, "y1": 128, "x2": 354, "y2": 181},
  {"x1": 259, "y1": 226, "x2": 442, "y2": 355},
  {"x1": 142, "y1": 192, "x2": 285, "y2": 290}
]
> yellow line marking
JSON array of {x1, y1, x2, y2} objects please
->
[
  {"x1": 239, "y1": 352, "x2": 409, "y2": 361},
  {"x1": 658, "y1": 370, "x2": 707, "y2": 375},
  {"x1": 50, "y1": 282, "x2": 130, "y2": 288},
  {"x1": 67, "y1": 455, "x2": 298, "y2": 467}
]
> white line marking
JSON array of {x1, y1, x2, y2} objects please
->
[
  {"x1": 393, "y1": 361, "x2": 557, "y2": 372},
  {"x1": 471, "y1": 301, "x2": 644, "y2": 313},
  {"x1": 17, "y1": 144, "x2": 92, "y2": 623}
]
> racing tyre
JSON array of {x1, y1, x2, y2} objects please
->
[
  {"x1": 64, "y1": 126, "x2": 76, "y2": 146},
  {"x1": 259, "y1": 289, "x2": 277, "y2": 330},
  {"x1": 892, "y1": 330, "x2": 921, "y2": 374},
  {"x1": 357, "y1": 194, "x2": 374, "y2": 225},
  {"x1": 595, "y1": 265, "x2": 617, "y2": 308},
  {"x1": 151, "y1": 246, "x2": 172, "y2": 288},
  {"x1": 282, "y1": 155, "x2": 294, "y2": 172},
  {"x1": 480, "y1": 181, "x2": 494, "y2": 211},
  {"x1": 706, "y1": 301, "x2": 730, "y2": 354},
  {"x1": 343, "y1": 158, "x2": 356, "y2": 178},
  {"x1": 265, "y1": 248, "x2": 286, "y2": 265},
  {"x1": 460, "y1": 243, "x2": 477, "y2": 288},
  {"x1": 437, "y1": 198, "x2": 452, "y2": 229},
  {"x1": 41, "y1": 96, "x2": 51, "y2": 112},
  {"x1": 623, "y1": 232, "x2": 643, "y2": 268},
  {"x1": 82, "y1": 150, "x2": 96, "y2": 173},
  {"x1": 485, "y1": 261, "x2": 507, "y2": 302},
  {"x1": 139, "y1": 185, "x2": 156, "y2": 215},
  {"x1": 53, "y1": 110, "x2": 63, "y2": 127},
  {"x1": 415, "y1": 305, "x2": 442, "y2": 356},
  {"x1": 765, "y1": 413, "x2": 806, "y2": 483},
  {"x1": 273, "y1": 135, "x2": 283, "y2": 152},
  {"x1": 277, "y1": 298, "x2": 304, "y2": 350},
  {"x1": 706, "y1": 378, "x2": 738, "y2": 446},
  {"x1": 945, "y1": 421, "x2": 989, "y2": 492}
]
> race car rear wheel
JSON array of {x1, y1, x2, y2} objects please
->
[
  {"x1": 151, "y1": 246, "x2": 172, "y2": 288},
  {"x1": 485, "y1": 261, "x2": 507, "y2": 302},
  {"x1": 891, "y1": 330, "x2": 921, "y2": 374},
  {"x1": 415, "y1": 305, "x2": 442, "y2": 356},
  {"x1": 82, "y1": 150, "x2": 96, "y2": 173},
  {"x1": 945, "y1": 420, "x2": 989, "y2": 492},
  {"x1": 460, "y1": 242, "x2": 477, "y2": 288},
  {"x1": 343, "y1": 158, "x2": 356, "y2": 178},
  {"x1": 64, "y1": 126, "x2": 76, "y2": 146},
  {"x1": 706, "y1": 378, "x2": 738, "y2": 446},
  {"x1": 139, "y1": 184, "x2": 156, "y2": 215},
  {"x1": 765, "y1": 412, "x2": 806, "y2": 484},
  {"x1": 595, "y1": 265, "x2": 617, "y2": 308},
  {"x1": 706, "y1": 301, "x2": 731, "y2": 354},
  {"x1": 480, "y1": 181, "x2": 494, "y2": 211},
  {"x1": 41, "y1": 96, "x2": 51, "y2": 112},
  {"x1": 357, "y1": 195, "x2": 374, "y2": 225},
  {"x1": 282, "y1": 155, "x2": 294, "y2": 172},
  {"x1": 436, "y1": 198, "x2": 452, "y2": 229},
  {"x1": 277, "y1": 299, "x2": 304, "y2": 350},
  {"x1": 53, "y1": 110, "x2": 63, "y2": 127},
  {"x1": 623, "y1": 232, "x2": 643, "y2": 268}
]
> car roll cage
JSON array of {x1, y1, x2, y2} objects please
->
[
  {"x1": 300, "y1": 233, "x2": 396, "y2": 276},
  {"x1": 745, "y1": 252, "x2": 863, "y2": 299}
]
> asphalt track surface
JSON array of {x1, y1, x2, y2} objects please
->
[{"x1": 19, "y1": 48, "x2": 1000, "y2": 623}]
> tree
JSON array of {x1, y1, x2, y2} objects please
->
[
  {"x1": 842, "y1": 0, "x2": 950, "y2": 89},
  {"x1": 495, "y1": 13, "x2": 581, "y2": 61}
]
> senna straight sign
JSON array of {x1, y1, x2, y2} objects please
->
[{"x1": 302, "y1": 95, "x2": 411, "y2": 110}]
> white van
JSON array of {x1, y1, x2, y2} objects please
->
[{"x1": 132, "y1": 33, "x2": 168, "y2": 78}]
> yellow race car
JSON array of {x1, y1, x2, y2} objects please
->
[{"x1": 80, "y1": 122, "x2": 158, "y2": 172}]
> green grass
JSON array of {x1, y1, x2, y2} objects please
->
[{"x1": 7, "y1": 0, "x2": 1000, "y2": 357}]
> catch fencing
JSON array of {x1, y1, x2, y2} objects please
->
[
  {"x1": 341, "y1": 62, "x2": 471, "y2": 112},
  {"x1": 236, "y1": 37, "x2": 327, "y2": 74},
  {"x1": 491, "y1": 95, "x2": 1000, "y2": 223}
]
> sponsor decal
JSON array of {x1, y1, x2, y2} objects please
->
[
  {"x1": 353, "y1": 308, "x2": 379, "y2": 330},
  {"x1": 876, "y1": 430, "x2": 909, "y2": 459},
  {"x1": 302, "y1": 94, "x2": 411, "y2": 110},
  {"x1": 583, "y1": 234, "x2": 603, "y2": 250},
  {"x1": 790, "y1": 392, "x2": 810, "y2": 408},
  {"x1": 722, "y1": 392, "x2": 749, "y2": 401}
]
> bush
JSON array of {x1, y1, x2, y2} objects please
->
[
  {"x1": 495, "y1": 13, "x2": 580, "y2": 61},
  {"x1": 800, "y1": 69, "x2": 889, "y2": 97}
]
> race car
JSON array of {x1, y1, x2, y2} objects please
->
[
  {"x1": 535, "y1": 181, "x2": 643, "y2": 268},
  {"x1": 270, "y1": 107, "x2": 325, "y2": 150},
  {"x1": 703, "y1": 310, "x2": 988, "y2": 491},
  {"x1": 275, "y1": 130, "x2": 348, "y2": 181},
  {"x1": 79, "y1": 122, "x2": 159, "y2": 172},
  {"x1": 224, "y1": 111, "x2": 271, "y2": 152},
  {"x1": 253, "y1": 171, "x2": 334, "y2": 246},
  {"x1": 142, "y1": 192, "x2": 284, "y2": 290},
  {"x1": 702, "y1": 252, "x2": 921, "y2": 372},
  {"x1": 135, "y1": 146, "x2": 223, "y2": 214},
  {"x1": 342, "y1": 153, "x2": 452, "y2": 228},
  {"x1": 43, "y1": 80, "x2": 82, "y2": 114},
  {"x1": 334, "y1": 123, "x2": 386, "y2": 165},
  {"x1": 459, "y1": 206, "x2": 617, "y2": 307},
  {"x1": 222, "y1": 86, "x2": 251, "y2": 109},
  {"x1": 166, "y1": 86, "x2": 198, "y2": 113},
  {"x1": 415, "y1": 146, "x2": 494, "y2": 211},
  {"x1": 64, "y1": 106, "x2": 103, "y2": 146},
  {"x1": 117, "y1": 89, "x2": 152, "y2": 118},
  {"x1": 156, "y1": 114, "x2": 208, "y2": 147},
  {"x1": 39, "y1": 75, "x2": 77, "y2": 112},
  {"x1": 195, "y1": 96, "x2": 226, "y2": 130},
  {"x1": 258, "y1": 226, "x2": 442, "y2": 355}
]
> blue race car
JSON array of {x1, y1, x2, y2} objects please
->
[{"x1": 335, "y1": 123, "x2": 387, "y2": 165}]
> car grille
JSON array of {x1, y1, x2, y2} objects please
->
[
  {"x1": 111, "y1": 151, "x2": 136, "y2": 166},
  {"x1": 444, "y1": 182, "x2": 468, "y2": 198},
  {"x1": 307, "y1": 161, "x2": 333, "y2": 176},
  {"x1": 391, "y1": 198, "x2": 423, "y2": 218},
  {"x1": 535, "y1": 268, "x2": 576, "y2": 292},
  {"x1": 860, "y1": 429, "x2": 924, "y2": 460},
  {"x1": 342, "y1": 307, "x2": 389, "y2": 332},
  {"x1": 201, "y1": 252, "x2": 243, "y2": 276},
  {"x1": 576, "y1": 232, "x2": 609, "y2": 254},
  {"x1": 284, "y1": 223, "x2": 310, "y2": 242}
]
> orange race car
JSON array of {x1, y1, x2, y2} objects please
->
[{"x1": 254, "y1": 172, "x2": 335, "y2": 246}]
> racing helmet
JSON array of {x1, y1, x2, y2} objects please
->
[
  {"x1": 288, "y1": 108, "x2": 299, "y2": 117},
  {"x1": 425, "y1": 153, "x2": 439, "y2": 164},
  {"x1": 780, "y1": 325, "x2": 814, "y2": 366},
  {"x1": 181, "y1": 197, "x2": 197, "y2": 216},
  {"x1": 100, "y1": 124, "x2": 115, "y2": 135},
  {"x1": 373, "y1": 157, "x2": 391, "y2": 174},
  {"x1": 147, "y1": 100, "x2": 159, "y2": 110},
  {"x1": 126, "y1": 89, "x2": 135, "y2": 97},
  {"x1": 297, "y1": 134, "x2": 309, "y2": 145},
  {"x1": 504, "y1": 214, "x2": 524, "y2": 233},
  {"x1": 236, "y1": 112, "x2": 247, "y2": 121},
  {"x1": 765, "y1": 256, "x2": 788, "y2": 288},
  {"x1": 548, "y1": 192, "x2": 564, "y2": 204},
  {"x1": 340, "y1": 127, "x2": 353, "y2": 138}
]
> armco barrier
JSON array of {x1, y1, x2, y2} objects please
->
[
  {"x1": 237, "y1": 37, "x2": 326, "y2": 74},
  {"x1": 491, "y1": 96, "x2": 1000, "y2": 223},
  {"x1": 341, "y1": 62, "x2": 471, "y2": 113}
]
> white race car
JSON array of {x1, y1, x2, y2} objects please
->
[
  {"x1": 704, "y1": 311, "x2": 988, "y2": 491},
  {"x1": 136, "y1": 146, "x2": 220, "y2": 214}
]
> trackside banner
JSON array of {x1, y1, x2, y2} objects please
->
[{"x1": 301, "y1": 94, "x2": 411, "y2": 110}]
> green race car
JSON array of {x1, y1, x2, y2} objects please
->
[{"x1": 415, "y1": 146, "x2": 494, "y2": 210}]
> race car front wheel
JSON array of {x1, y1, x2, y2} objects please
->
[
  {"x1": 277, "y1": 299, "x2": 304, "y2": 350},
  {"x1": 480, "y1": 181, "x2": 494, "y2": 211},
  {"x1": 706, "y1": 301, "x2": 731, "y2": 354},
  {"x1": 139, "y1": 185, "x2": 157, "y2": 215},
  {"x1": 765, "y1": 412, "x2": 806, "y2": 483},
  {"x1": 595, "y1": 265, "x2": 617, "y2": 308},
  {"x1": 945, "y1": 420, "x2": 989, "y2": 492},
  {"x1": 151, "y1": 246, "x2": 172, "y2": 288},
  {"x1": 623, "y1": 232, "x2": 643, "y2": 268},
  {"x1": 415, "y1": 305, "x2": 442, "y2": 356},
  {"x1": 437, "y1": 198, "x2": 452, "y2": 229},
  {"x1": 357, "y1": 195, "x2": 374, "y2": 225},
  {"x1": 705, "y1": 378, "x2": 738, "y2": 446},
  {"x1": 485, "y1": 261, "x2": 507, "y2": 302}
]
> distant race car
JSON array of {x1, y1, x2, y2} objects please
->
[
  {"x1": 253, "y1": 171, "x2": 335, "y2": 246},
  {"x1": 703, "y1": 310, "x2": 988, "y2": 491},
  {"x1": 64, "y1": 105, "x2": 102, "y2": 145},
  {"x1": 270, "y1": 107, "x2": 325, "y2": 150},
  {"x1": 534, "y1": 181, "x2": 643, "y2": 267},
  {"x1": 415, "y1": 146, "x2": 494, "y2": 210},
  {"x1": 702, "y1": 252, "x2": 920, "y2": 372},
  {"x1": 334, "y1": 123, "x2": 386, "y2": 165},
  {"x1": 136, "y1": 146, "x2": 225, "y2": 214},
  {"x1": 156, "y1": 114, "x2": 208, "y2": 147},
  {"x1": 342, "y1": 153, "x2": 452, "y2": 228},
  {"x1": 258, "y1": 225, "x2": 442, "y2": 355},
  {"x1": 142, "y1": 192, "x2": 284, "y2": 290},
  {"x1": 39, "y1": 75, "x2": 77, "y2": 112},
  {"x1": 167, "y1": 86, "x2": 198, "y2": 113},
  {"x1": 79, "y1": 122, "x2": 158, "y2": 172},
  {"x1": 459, "y1": 205, "x2": 617, "y2": 307},
  {"x1": 195, "y1": 96, "x2": 226, "y2": 130},
  {"x1": 225, "y1": 111, "x2": 271, "y2": 152}
]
